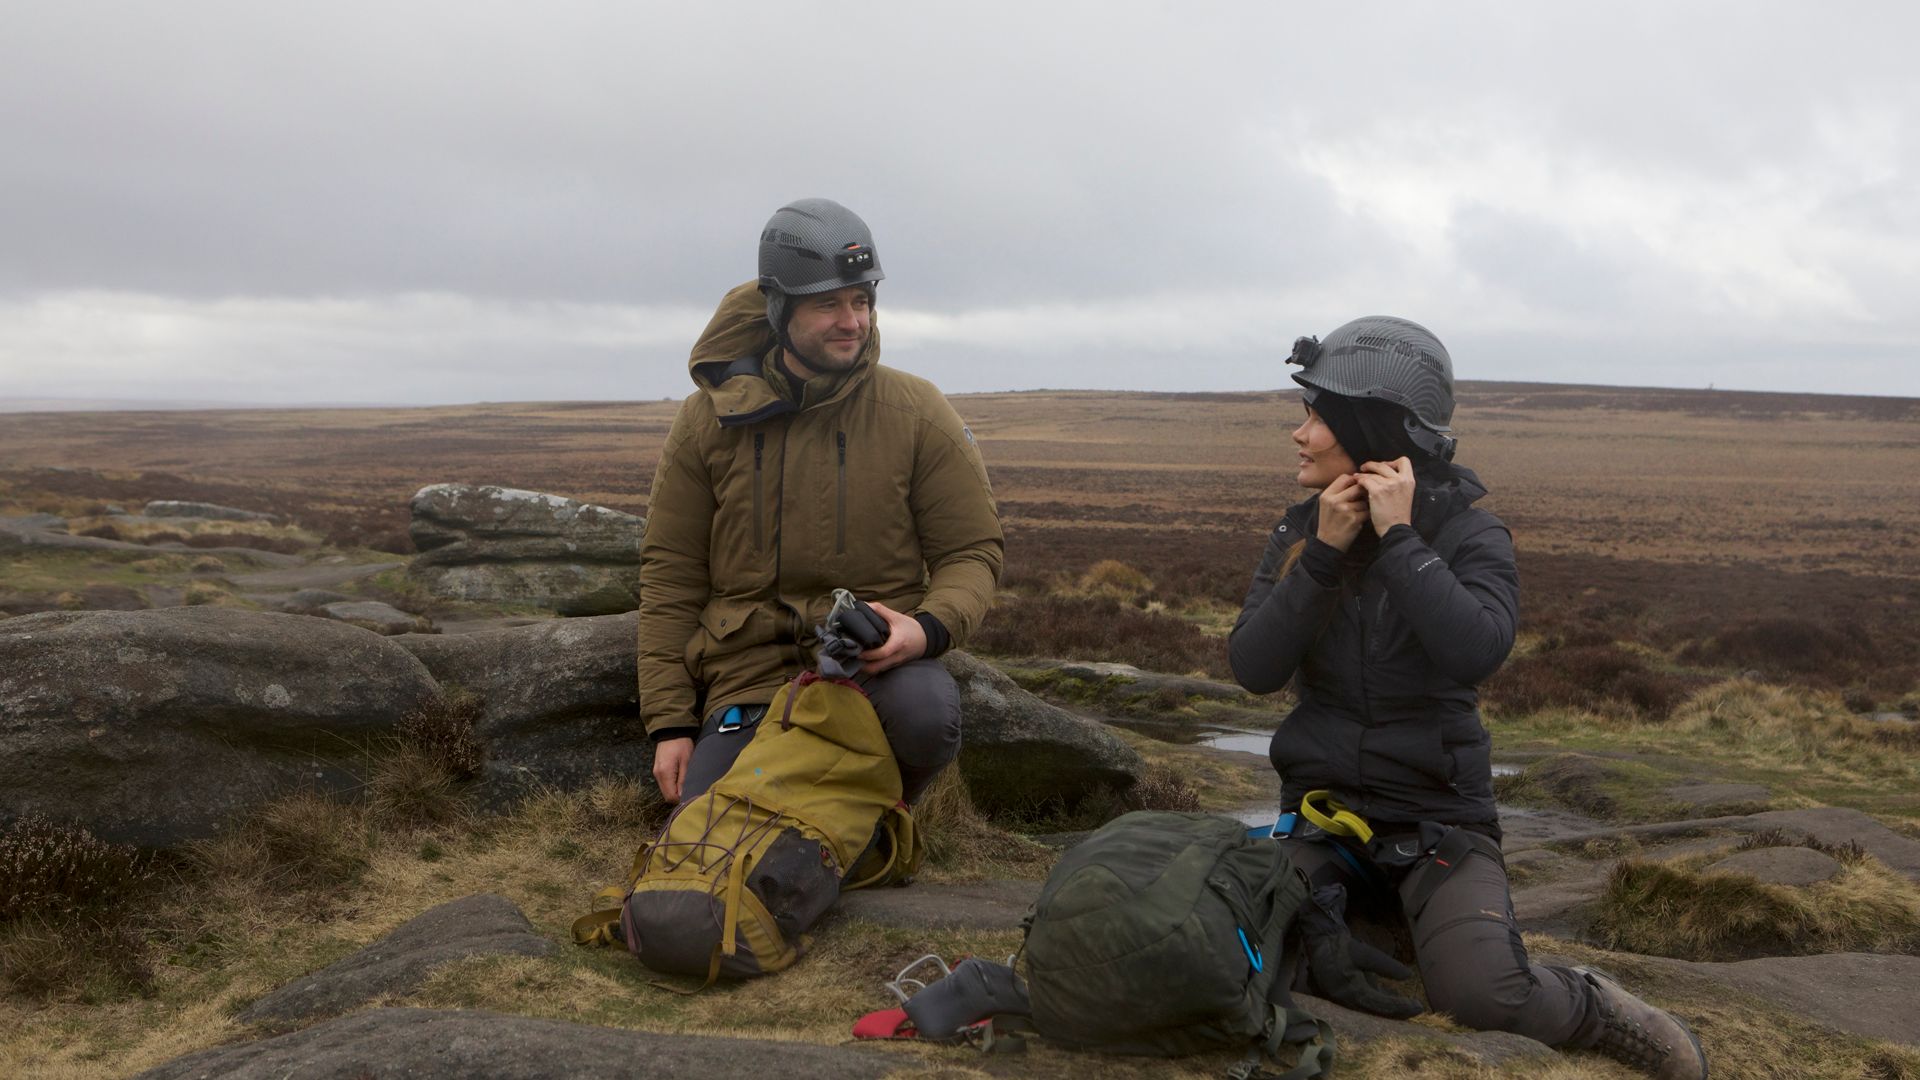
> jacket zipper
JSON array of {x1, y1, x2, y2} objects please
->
[
  {"x1": 835, "y1": 430, "x2": 848, "y2": 554},
  {"x1": 752, "y1": 432, "x2": 765, "y2": 552}
]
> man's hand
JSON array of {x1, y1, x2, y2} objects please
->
[
  {"x1": 859, "y1": 600, "x2": 927, "y2": 675},
  {"x1": 1316, "y1": 473, "x2": 1370, "y2": 552},
  {"x1": 653, "y1": 736, "x2": 693, "y2": 803},
  {"x1": 1355, "y1": 457, "x2": 1416, "y2": 536}
]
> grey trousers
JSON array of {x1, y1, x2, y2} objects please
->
[
  {"x1": 1281, "y1": 836, "x2": 1601, "y2": 1048},
  {"x1": 680, "y1": 658, "x2": 963, "y2": 806}
]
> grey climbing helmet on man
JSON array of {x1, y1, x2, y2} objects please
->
[
  {"x1": 1288, "y1": 316, "x2": 1457, "y2": 461},
  {"x1": 758, "y1": 197, "x2": 885, "y2": 340}
]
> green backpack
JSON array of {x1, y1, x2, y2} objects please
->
[{"x1": 1022, "y1": 811, "x2": 1334, "y2": 1078}]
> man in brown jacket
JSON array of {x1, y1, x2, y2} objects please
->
[{"x1": 640, "y1": 198, "x2": 1003, "y2": 806}]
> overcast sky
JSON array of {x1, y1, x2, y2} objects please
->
[{"x1": 2, "y1": 2, "x2": 1916, "y2": 406}]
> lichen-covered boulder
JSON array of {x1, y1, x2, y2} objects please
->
[
  {"x1": 0, "y1": 607, "x2": 439, "y2": 846},
  {"x1": 943, "y1": 650, "x2": 1143, "y2": 813},
  {"x1": 393, "y1": 612, "x2": 647, "y2": 791},
  {"x1": 406, "y1": 484, "x2": 644, "y2": 616}
]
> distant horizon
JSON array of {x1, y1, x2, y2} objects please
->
[{"x1": 4, "y1": 376, "x2": 1917, "y2": 415}]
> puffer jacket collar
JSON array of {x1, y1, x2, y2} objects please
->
[{"x1": 687, "y1": 281, "x2": 881, "y2": 428}]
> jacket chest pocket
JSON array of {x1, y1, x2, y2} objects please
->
[{"x1": 686, "y1": 597, "x2": 766, "y2": 676}]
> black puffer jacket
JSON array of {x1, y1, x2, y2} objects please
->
[{"x1": 1228, "y1": 465, "x2": 1519, "y2": 829}]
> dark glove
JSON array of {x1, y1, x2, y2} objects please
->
[
  {"x1": 815, "y1": 589, "x2": 891, "y2": 679},
  {"x1": 1295, "y1": 883, "x2": 1423, "y2": 1019}
]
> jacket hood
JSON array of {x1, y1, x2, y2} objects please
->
[{"x1": 688, "y1": 281, "x2": 881, "y2": 426}]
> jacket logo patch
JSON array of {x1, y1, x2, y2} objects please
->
[
  {"x1": 963, "y1": 426, "x2": 976, "y2": 447},
  {"x1": 1414, "y1": 557, "x2": 1441, "y2": 573}
]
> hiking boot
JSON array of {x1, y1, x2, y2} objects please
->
[{"x1": 1574, "y1": 966, "x2": 1708, "y2": 1079}]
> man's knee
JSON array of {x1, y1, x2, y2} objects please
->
[{"x1": 865, "y1": 659, "x2": 962, "y2": 769}]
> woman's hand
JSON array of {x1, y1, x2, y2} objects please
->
[
  {"x1": 1316, "y1": 473, "x2": 1369, "y2": 551},
  {"x1": 1356, "y1": 457, "x2": 1417, "y2": 535}
]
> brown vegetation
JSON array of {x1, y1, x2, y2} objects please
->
[{"x1": 1592, "y1": 841, "x2": 1920, "y2": 962}]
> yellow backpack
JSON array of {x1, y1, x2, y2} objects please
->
[{"x1": 573, "y1": 672, "x2": 923, "y2": 985}]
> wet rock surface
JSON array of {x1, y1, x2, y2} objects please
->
[
  {"x1": 135, "y1": 1008, "x2": 901, "y2": 1080},
  {"x1": 237, "y1": 895, "x2": 555, "y2": 1025}
]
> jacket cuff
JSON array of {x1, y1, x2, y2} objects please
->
[
  {"x1": 1300, "y1": 537, "x2": 1346, "y2": 588},
  {"x1": 913, "y1": 611, "x2": 953, "y2": 659},
  {"x1": 1378, "y1": 523, "x2": 1421, "y2": 550},
  {"x1": 648, "y1": 725, "x2": 698, "y2": 745}
]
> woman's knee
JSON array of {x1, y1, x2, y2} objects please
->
[{"x1": 1420, "y1": 958, "x2": 1534, "y2": 1031}]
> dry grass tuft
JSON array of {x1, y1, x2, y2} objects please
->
[
  {"x1": 1126, "y1": 765, "x2": 1203, "y2": 813},
  {"x1": 180, "y1": 580, "x2": 247, "y2": 607},
  {"x1": 368, "y1": 743, "x2": 470, "y2": 830},
  {"x1": 188, "y1": 790, "x2": 372, "y2": 904},
  {"x1": 396, "y1": 688, "x2": 488, "y2": 779},
  {"x1": 911, "y1": 767, "x2": 1053, "y2": 878},
  {"x1": 1673, "y1": 679, "x2": 1920, "y2": 758},
  {"x1": 1591, "y1": 848, "x2": 1920, "y2": 962},
  {"x1": 0, "y1": 914, "x2": 156, "y2": 1002},
  {"x1": 1069, "y1": 559, "x2": 1155, "y2": 603}
]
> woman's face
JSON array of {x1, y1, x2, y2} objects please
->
[{"x1": 1292, "y1": 405, "x2": 1356, "y2": 490}]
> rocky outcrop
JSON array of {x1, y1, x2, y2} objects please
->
[
  {"x1": 0, "y1": 607, "x2": 439, "y2": 846},
  {"x1": 238, "y1": 895, "x2": 554, "y2": 1025},
  {"x1": 135, "y1": 1009, "x2": 900, "y2": 1080},
  {"x1": 394, "y1": 612, "x2": 647, "y2": 792},
  {"x1": 0, "y1": 519, "x2": 304, "y2": 566},
  {"x1": 943, "y1": 651, "x2": 1144, "y2": 812},
  {"x1": 1704, "y1": 846, "x2": 1842, "y2": 886},
  {"x1": 143, "y1": 499, "x2": 279, "y2": 523},
  {"x1": 0, "y1": 512, "x2": 68, "y2": 532},
  {"x1": 318, "y1": 600, "x2": 433, "y2": 636},
  {"x1": 407, "y1": 484, "x2": 644, "y2": 616}
]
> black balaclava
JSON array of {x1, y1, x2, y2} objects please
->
[{"x1": 1308, "y1": 390, "x2": 1451, "y2": 483}]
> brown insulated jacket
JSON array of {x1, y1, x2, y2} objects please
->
[{"x1": 637, "y1": 282, "x2": 1003, "y2": 736}]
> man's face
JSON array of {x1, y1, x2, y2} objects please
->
[{"x1": 783, "y1": 285, "x2": 872, "y2": 377}]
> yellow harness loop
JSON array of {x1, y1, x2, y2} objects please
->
[{"x1": 1298, "y1": 790, "x2": 1374, "y2": 845}]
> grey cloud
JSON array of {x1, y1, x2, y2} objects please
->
[{"x1": 2, "y1": 2, "x2": 1917, "y2": 400}]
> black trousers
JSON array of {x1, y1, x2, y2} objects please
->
[
  {"x1": 680, "y1": 658, "x2": 963, "y2": 806},
  {"x1": 1281, "y1": 835, "x2": 1601, "y2": 1048}
]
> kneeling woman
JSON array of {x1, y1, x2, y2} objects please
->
[{"x1": 1229, "y1": 317, "x2": 1706, "y2": 1080}]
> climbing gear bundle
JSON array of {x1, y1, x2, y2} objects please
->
[
  {"x1": 572, "y1": 670, "x2": 922, "y2": 986},
  {"x1": 1021, "y1": 811, "x2": 1335, "y2": 1078}
]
